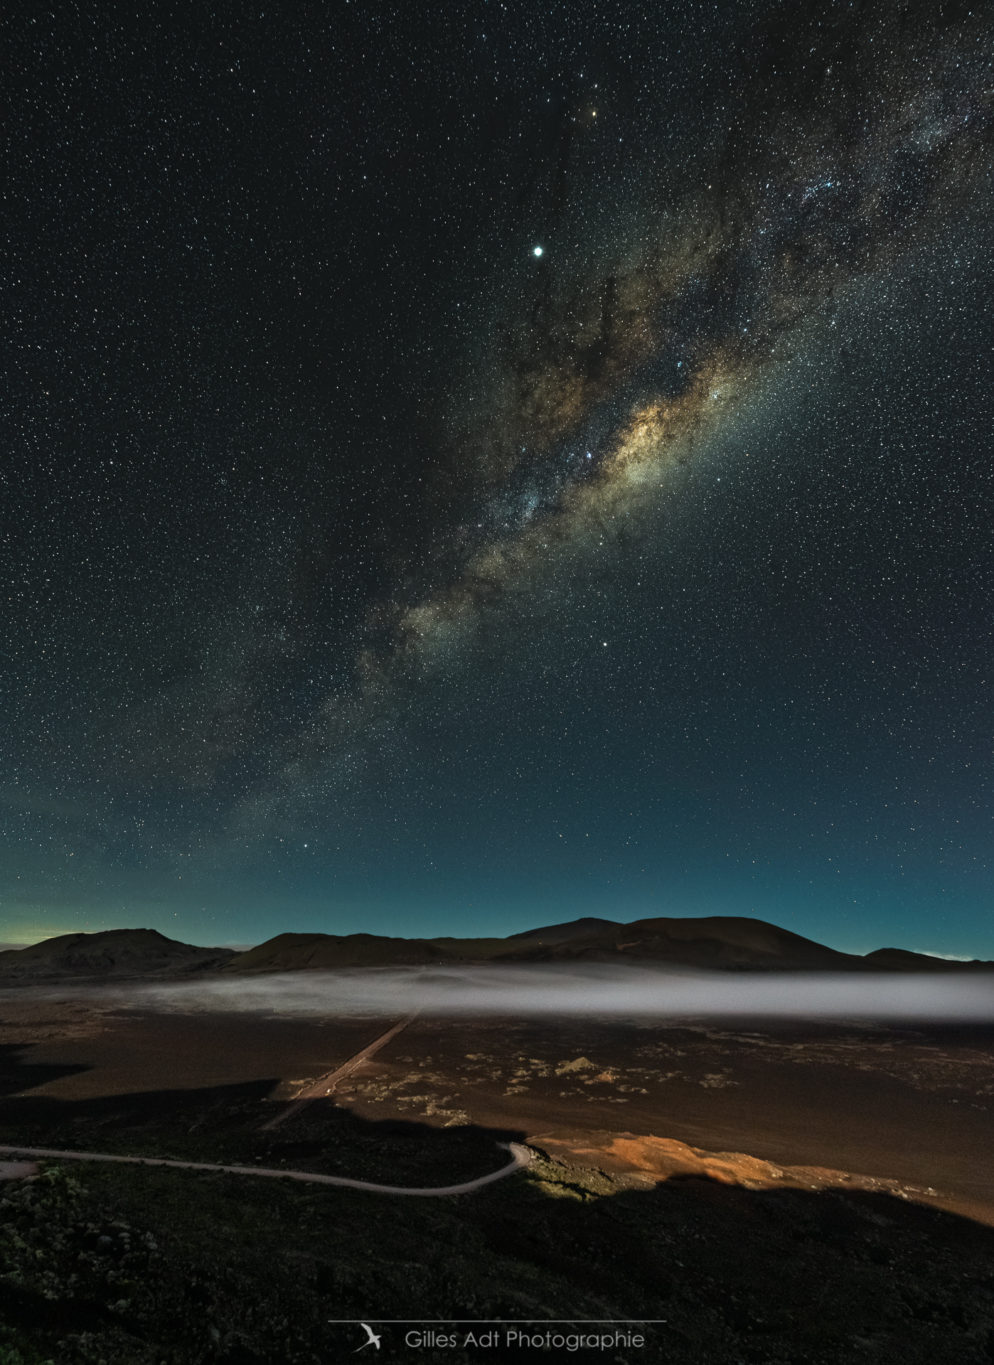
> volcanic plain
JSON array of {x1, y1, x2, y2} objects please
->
[{"x1": 3, "y1": 921, "x2": 994, "y2": 1363}]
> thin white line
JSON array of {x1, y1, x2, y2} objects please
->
[{"x1": 0, "y1": 1141, "x2": 532, "y2": 1197}]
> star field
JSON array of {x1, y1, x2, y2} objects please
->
[{"x1": 2, "y1": 0, "x2": 992, "y2": 955}]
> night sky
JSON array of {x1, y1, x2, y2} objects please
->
[{"x1": 3, "y1": 1, "x2": 993, "y2": 956}]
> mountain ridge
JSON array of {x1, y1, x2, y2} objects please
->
[
  {"x1": 0, "y1": 929, "x2": 235, "y2": 982},
  {"x1": 1, "y1": 919, "x2": 990, "y2": 982}
]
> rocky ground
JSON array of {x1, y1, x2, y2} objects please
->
[
  {"x1": 2, "y1": 1133, "x2": 994, "y2": 1364},
  {"x1": 2, "y1": 997, "x2": 994, "y2": 1362}
]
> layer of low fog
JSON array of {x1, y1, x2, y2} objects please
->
[{"x1": 3, "y1": 965, "x2": 992, "y2": 1020}]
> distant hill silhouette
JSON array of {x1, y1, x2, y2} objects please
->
[
  {"x1": 507, "y1": 916, "x2": 621, "y2": 943},
  {"x1": 863, "y1": 947, "x2": 990, "y2": 971},
  {"x1": 5, "y1": 920, "x2": 990, "y2": 980},
  {"x1": 0, "y1": 929, "x2": 234, "y2": 982},
  {"x1": 222, "y1": 916, "x2": 993, "y2": 975},
  {"x1": 496, "y1": 914, "x2": 861, "y2": 970},
  {"x1": 226, "y1": 932, "x2": 441, "y2": 971}
]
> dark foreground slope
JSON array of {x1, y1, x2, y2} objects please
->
[
  {"x1": 2, "y1": 1004, "x2": 994, "y2": 1363},
  {"x1": 1, "y1": 1105, "x2": 993, "y2": 1365}
]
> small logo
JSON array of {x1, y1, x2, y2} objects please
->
[{"x1": 354, "y1": 1323, "x2": 382, "y2": 1353}]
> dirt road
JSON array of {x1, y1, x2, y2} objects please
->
[
  {"x1": 260, "y1": 1011, "x2": 420, "y2": 1131},
  {"x1": 0, "y1": 1140, "x2": 533, "y2": 1196}
]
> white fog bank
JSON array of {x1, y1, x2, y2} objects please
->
[{"x1": 3, "y1": 965, "x2": 992, "y2": 1021}]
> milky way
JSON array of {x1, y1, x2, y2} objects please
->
[
  {"x1": 259, "y1": 0, "x2": 992, "y2": 827},
  {"x1": 4, "y1": 0, "x2": 993, "y2": 950}
]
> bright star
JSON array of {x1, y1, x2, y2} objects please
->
[{"x1": 532, "y1": 245, "x2": 544, "y2": 257}]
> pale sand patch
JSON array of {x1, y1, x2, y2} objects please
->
[{"x1": 529, "y1": 1130, "x2": 994, "y2": 1225}]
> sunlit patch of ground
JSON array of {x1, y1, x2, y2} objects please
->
[{"x1": 530, "y1": 1130, "x2": 937, "y2": 1196}]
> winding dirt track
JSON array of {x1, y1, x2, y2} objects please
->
[{"x1": 0, "y1": 1141, "x2": 533, "y2": 1196}]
